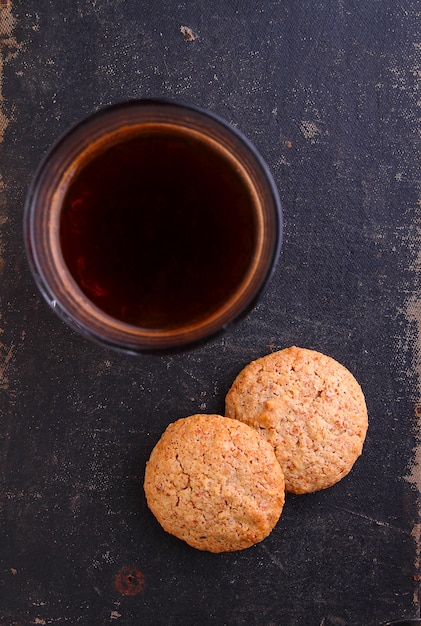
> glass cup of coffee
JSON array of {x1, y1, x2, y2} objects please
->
[{"x1": 24, "y1": 99, "x2": 283, "y2": 353}]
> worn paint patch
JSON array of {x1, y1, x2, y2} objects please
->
[
  {"x1": 299, "y1": 119, "x2": 322, "y2": 142},
  {"x1": 0, "y1": 0, "x2": 21, "y2": 143},
  {"x1": 402, "y1": 25, "x2": 421, "y2": 601},
  {"x1": 0, "y1": 0, "x2": 19, "y2": 282},
  {"x1": 407, "y1": 263, "x2": 421, "y2": 495},
  {"x1": 405, "y1": 201, "x2": 421, "y2": 601},
  {"x1": 110, "y1": 610, "x2": 122, "y2": 620},
  {"x1": 400, "y1": 29, "x2": 421, "y2": 495},
  {"x1": 0, "y1": 2, "x2": 22, "y2": 396},
  {"x1": 0, "y1": 340, "x2": 14, "y2": 390},
  {"x1": 0, "y1": 206, "x2": 7, "y2": 274}
]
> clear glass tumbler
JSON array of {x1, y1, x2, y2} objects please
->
[{"x1": 24, "y1": 99, "x2": 282, "y2": 353}]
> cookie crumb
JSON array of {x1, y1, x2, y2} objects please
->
[{"x1": 180, "y1": 26, "x2": 197, "y2": 41}]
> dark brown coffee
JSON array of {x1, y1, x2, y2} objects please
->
[{"x1": 59, "y1": 127, "x2": 258, "y2": 329}]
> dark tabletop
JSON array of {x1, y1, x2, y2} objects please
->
[{"x1": 1, "y1": 1, "x2": 420, "y2": 625}]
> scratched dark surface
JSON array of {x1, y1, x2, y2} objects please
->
[{"x1": 0, "y1": 1, "x2": 420, "y2": 625}]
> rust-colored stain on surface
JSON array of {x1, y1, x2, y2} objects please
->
[{"x1": 115, "y1": 567, "x2": 145, "y2": 596}]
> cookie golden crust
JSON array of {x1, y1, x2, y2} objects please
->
[
  {"x1": 225, "y1": 346, "x2": 368, "y2": 494},
  {"x1": 144, "y1": 414, "x2": 285, "y2": 553}
]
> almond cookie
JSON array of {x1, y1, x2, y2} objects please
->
[
  {"x1": 225, "y1": 346, "x2": 368, "y2": 494},
  {"x1": 144, "y1": 414, "x2": 285, "y2": 552}
]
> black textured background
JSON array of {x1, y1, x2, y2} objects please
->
[{"x1": 0, "y1": 2, "x2": 420, "y2": 625}]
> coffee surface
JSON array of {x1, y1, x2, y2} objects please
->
[{"x1": 60, "y1": 128, "x2": 258, "y2": 329}]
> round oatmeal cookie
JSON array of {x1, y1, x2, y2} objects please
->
[
  {"x1": 144, "y1": 414, "x2": 285, "y2": 553},
  {"x1": 225, "y1": 346, "x2": 368, "y2": 494}
]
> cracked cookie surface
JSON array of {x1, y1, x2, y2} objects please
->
[
  {"x1": 225, "y1": 346, "x2": 368, "y2": 494},
  {"x1": 144, "y1": 414, "x2": 285, "y2": 552}
]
